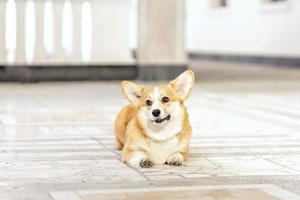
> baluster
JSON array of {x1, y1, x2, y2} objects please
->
[
  {"x1": 81, "y1": 0, "x2": 91, "y2": 63},
  {"x1": 68, "y1": 0, "x2": 81, "y2": 63},
  {"x1": 25, "y1": 0, "x2": 35, "y2": 64},
  {"x1": 90, "y1": 0, "x2": 132, "y2": 63},
  {"x1": 0, "y1": 0, "x2": 6, "y2": 64},
  {"x1": 15, "y1": 0, "x2": 26, "y2": 64},
  {"x1": 34, "y1": 0, "x2": 46, "y2": 65},
  {"x1": 52, "y1": 0, "x2": 64, "y2": 63}
]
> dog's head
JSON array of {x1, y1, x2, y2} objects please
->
[{"x1": 121, "y1": 70, "x2": 195, "y2": 130}]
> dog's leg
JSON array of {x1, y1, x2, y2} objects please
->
[
  {"x1": 114, "y1": 139, "x2": 123, "y2": 150},
  {"x1": 166, "y1": 152, "x2": 184, "y2": 166},
  {"x1": 167, "y1": 122, "x2": 192, "y2": 166},
  {"x1": 123, "y1": 150, "x2": 154, "y2": 168}
]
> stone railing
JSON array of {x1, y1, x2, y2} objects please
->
[{"x1": 0, "y1": 0, "x2": 133, "y2": 66}]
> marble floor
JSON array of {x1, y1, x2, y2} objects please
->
[{"x1": 1, "y1": 66, "x2": 300, "y2": 199}]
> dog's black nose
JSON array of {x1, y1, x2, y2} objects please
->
[{"x1": 152, "y1": 109, "x2": 161, "y2": 117}]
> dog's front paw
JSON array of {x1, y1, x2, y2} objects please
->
[
  {"x1": 169, "y1": 160, "x2": 183, "y2": 166},
  {"x1": 139, "y1": 159, "x2": 154, "y2": 168},
  {"x1": 167, "y1": 153, "x2": 184, "y2": 166}
]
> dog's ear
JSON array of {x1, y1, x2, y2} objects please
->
[
  {"x1": 121, "y1": 81, "x2": 144, "y2": 103},
  {"x1": 169, "y1": 70, "x2": 195, "y2": 101}
]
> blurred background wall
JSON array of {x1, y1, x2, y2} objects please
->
[
  {"x1": 186, "y1": 0, "x2": 300, "y2": 58},
  {"x1": 130, "y1": 0, "x2": 300, "y2": 58}
]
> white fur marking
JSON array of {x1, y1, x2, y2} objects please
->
[
  {"x1": 167, "y1": 152, "x2": 183, "y2": 164},
  {"x1": 152, "y1": 87, "x2": 160, "y2": 110},
  {"x1": 148, "y1": 137, "x2": 179, "y2": 165},
  {"x1": 150, "y1": 87, "x2": 167, "y2": 120},
  {"x1": 154, "y1": 87, "x2": 159, "y2": 101},
  {"x1": 128, "y1": 152, "x2": 147, "y2": 167}
]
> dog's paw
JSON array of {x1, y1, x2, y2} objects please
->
[
  {"x1": 167, "y1": 153, "x2": 184, "y2": 166},
  {"x1": 139, "y1": 159, "x2": 154, "y2": 168},
  {"x1": 169, "y1": 160, "x2": 183, "y2": 166}
]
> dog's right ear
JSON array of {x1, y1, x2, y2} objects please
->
[{"x1": 121, "y1": 81, "x2": 144, "y2": 103}]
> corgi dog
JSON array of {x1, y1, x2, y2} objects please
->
[{"x1": 114, "y1": 70, "x2": 195, "y2": 168}]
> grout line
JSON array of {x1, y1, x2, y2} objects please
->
[{"x1": 266, "y1": 158, "x2": 300, "y2": 173}]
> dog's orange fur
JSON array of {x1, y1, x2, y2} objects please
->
[{"x1": 114, "y1": 70, "x2": 195, "y2": 168}]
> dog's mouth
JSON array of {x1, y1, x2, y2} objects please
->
[{"x1": 152, "y1": 115, "x2": 171, "y2": 124}]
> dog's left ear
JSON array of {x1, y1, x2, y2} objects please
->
[{"x1": 169, "y1": 70, "x2": 195, "y2": 101}]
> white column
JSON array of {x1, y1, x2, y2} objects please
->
[
  {"x1": 34, "y1": 0, "x2": 46, "y2": 65},
  {"x1": 138, "y1": 0, "x2": 186, "y2": 65},
  {"x1": 68, "y1": 0, "x2": 81, "y2": 64},
  {"x1": 52, "y1": 0, "x2": 64, "y2": 63},
  {"x1": 90, "y1": 0, "x2": 132, "y2": 64},
  {"x1": 15, "y1": 0, "x2": 26, "y2": 65},
  {"x1": 137, "y1": 0, "x2": 187, "y2": 80},
  {"x1": 0, "y1": 0, "x2": 6, "y2": 64}
]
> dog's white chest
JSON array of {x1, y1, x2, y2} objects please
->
[{"x1": 147, "y1": 137, "x2": 178, "y2": 165}]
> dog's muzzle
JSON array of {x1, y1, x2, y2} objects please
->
[{"x1": 152, "y1": 115, "x2": 171, "y2": 124}]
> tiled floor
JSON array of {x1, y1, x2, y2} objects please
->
[
  {"x1": 50, "y1": 185, "x2": 300, "y2": 200},
  {"x1": 1, "y1": 65, "x2": 300, "y2": 199}
]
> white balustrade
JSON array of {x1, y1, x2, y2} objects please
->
[{"x1": 0, "y1": 0, "x2": 133, "y2": 66}]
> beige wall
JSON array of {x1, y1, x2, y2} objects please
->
[{"x1": 186, "y1": 0, "x2": 300, "y2": 57}]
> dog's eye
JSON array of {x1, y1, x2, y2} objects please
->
[
  {"x1": 146, "y1": 100, "x2": 152, "y2": 106},
  {"x1": 162, "y1": 97, "x2": 169, "y2": 103}
]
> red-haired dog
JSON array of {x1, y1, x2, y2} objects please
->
[{"x1": 115, "y1": 70, "x2": 195, "y2": 168}]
